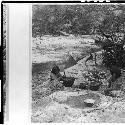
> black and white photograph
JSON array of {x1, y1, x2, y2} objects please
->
[
  {"x1": 31, "y1": 4, "x2": 125, "y2": 123},
  {"x1": 3, "y1": 4, "x2": 8, "y2": 122}
]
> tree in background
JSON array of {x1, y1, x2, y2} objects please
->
[{"x1": 32, "y1": 4, "x2": 125, "y2": 68}]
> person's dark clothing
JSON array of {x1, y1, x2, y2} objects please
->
[{"x1": 108, "y1": 65, "x2": 121, "y2": 88}]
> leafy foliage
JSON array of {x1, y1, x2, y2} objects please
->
[
  {"x1": 84, "y1": 69, "x2": 107, "y2": 86},
  {"x1": 32, "y1": 4, "x2": 125, "y2": 36}
]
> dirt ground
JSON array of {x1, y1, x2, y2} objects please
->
[{"x1": 32, "y1": 36, "x2": 125, "y2": 123}]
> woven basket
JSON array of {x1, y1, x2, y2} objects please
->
[{"x1": 60, "y1": 77, "x2": 75, "y2": 87}]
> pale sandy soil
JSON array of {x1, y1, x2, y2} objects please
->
[
  {"x1": 32, "y1": 90, "x2": 125, "y2": 123},
  {"x1": 32, "y1": 35, "x2": 125, "y2": 123},
  {"x1": 32, "y1": 35, "x2": 97, "y2": 63}
]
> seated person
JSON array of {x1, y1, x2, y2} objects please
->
[
  {"x1": 50, "y1": 65, "x2": 75, "y2": 88},
  {"x1": 50, "y1": 65, "x2": 62, "y2": 81},
  {"x1": 104, "y1": 65, "x2": 121, "y2": 95},
  {"x1": 49, "y1": 65, "x2": 63, "y2": 89},
  {"x1": 107, "y1": 65, "x2": 121, "y2": 89}
]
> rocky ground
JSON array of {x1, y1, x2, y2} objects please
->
[
  {"x1": 32, "y1": 35, "x2": 125, "y2": 123},
  {"x1": 32, "y1": 91, "x2": 125, "y2": 123}
]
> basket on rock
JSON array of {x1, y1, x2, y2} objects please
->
[
  {"x1": 89, "y1": 82, "x2": 102, "y2": 91},
  {"x1": 60, "y1": 76, "x2": 75, "y2": 87},
  {"x1": 89, "y1": 84, "x2": 100, "y2": 91}
]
